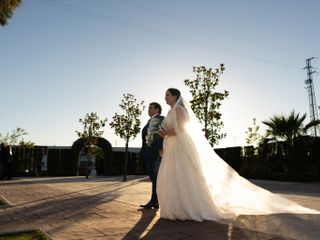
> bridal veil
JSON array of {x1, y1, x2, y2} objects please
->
[{"x1": 167, "y1": 96, "x2": 319, "y2": 217}]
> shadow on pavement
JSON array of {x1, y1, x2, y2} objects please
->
[
  {"x1": 122, "y1": 208, "x2": 158, "y2": 239},
  {"x1": 2, "y1": 176, "x2": 148, "y2": 185},
  {"x1": 234, "y1": 213, "x2": 320, "y2": 240}
]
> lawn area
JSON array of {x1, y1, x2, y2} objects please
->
[
  {"x1": 0, "y1": 197, "x2": 6, "y2": 206},
  {"x1": 0, "y1": 230, "x2": 51, "y2": 240}
]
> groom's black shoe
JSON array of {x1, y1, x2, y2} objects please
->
[{"x1": 140, "y1": 203, "x2": 159, "y2": 209}]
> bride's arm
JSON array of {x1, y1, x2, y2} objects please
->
[
  {"x1": 175, "y1": 105, "x2": 188, "y2": 131},
  {"x1": 158, "y1": 106, "x2": 188, "y2": 137},
  {"x1": 158, "y1": 128, "x2": 175, "y2": 137}
]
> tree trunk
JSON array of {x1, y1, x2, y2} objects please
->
[{"x1": 123, "y1": 141, "x2": 129, "y2": 182}]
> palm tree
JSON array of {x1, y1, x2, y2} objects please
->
[
  {"x1": 0, "y1": 0, "x2": 22, "y2": 26},
  {"x1": 263, "y1": 111, "x2": 306, "y2": 145},
  {"x1": 262, "y1": 111, "x2": 320, "y2": 173}
]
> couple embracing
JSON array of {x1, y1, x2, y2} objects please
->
[{"x1": 140, "y1": 88, "x2": 319, "y2": 222}]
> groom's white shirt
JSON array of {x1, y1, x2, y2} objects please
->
[{"x1": 150, "y1": 113, "x2": 159, "y2": 119}]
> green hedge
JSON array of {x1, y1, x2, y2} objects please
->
[
  {"x1": 12, "y1": 146, "x2": 43, "y2": 177},
  {"x1": 214, "y1": 147, "x2": 241, "y2": 171},
  {"x1": 47, "y1": 148, "x2": 73, "y2": 176},
  {"x1": 111, "y1": 151, "x2": 145, "y2": 175},
  {"x1": 9, "y1": 137, "x2": 320, "y2": 181}
]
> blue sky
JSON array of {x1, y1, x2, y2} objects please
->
[{"x1": 1, "y1": 0, "x2": 320, "y2": 148}]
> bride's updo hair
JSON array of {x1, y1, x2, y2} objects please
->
[{"x1": 167, "y1": 88, "x2": 181, "y2": 102}]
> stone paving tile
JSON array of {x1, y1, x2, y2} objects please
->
[
  {"x1": 0, "y1": 176, "x2": 319, "y2": 239},
  {"x1": 43, "y1": 222, "x2": 107, "y2": 240},
  {"x1": 234, "y1": 214, "x2": 320, "y2": 240},
  {"x1": 0, "y1": 214, "x2": 11, "y2": 223}
]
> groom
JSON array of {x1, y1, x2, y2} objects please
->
[{"x1": 140, "y1": 102, "x2": 164, "y2": 209}]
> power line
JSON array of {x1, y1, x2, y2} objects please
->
[
  {"x1": 117, "y1": 0, "x2": 307, "y2": 58},
  {"x1": 35, "y1": 0, "x2": 303, "y2": 70}
]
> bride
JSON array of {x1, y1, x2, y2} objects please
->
[{"x1": 157, "y1": 88, "x2": 319, "y2": 222}]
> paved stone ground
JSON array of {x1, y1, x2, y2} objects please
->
[{"x1": 0, "y1": 176, "x2": 319, "y2": 240}]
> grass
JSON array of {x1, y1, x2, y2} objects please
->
[
  {"x1": 0, "y1": 197, "x2": 6, "y2": 206},
  {"x1": 0, "y1": 230, "x2": 51, "y2": 240}
]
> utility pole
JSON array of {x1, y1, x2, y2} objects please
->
[{"x1": 304, "y1": 57, "x2": 318, "y2": 136}]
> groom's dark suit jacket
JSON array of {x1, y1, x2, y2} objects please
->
[{"x1": 140, "y1": 114, "x2": 164, "y2": 175}]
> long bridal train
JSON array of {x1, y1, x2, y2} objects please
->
[{"x1": 157, "y1": 96, "x2": 319, "y2": 222}]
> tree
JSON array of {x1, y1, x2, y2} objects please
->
[
  {"x1": 184, "y1": 64, "x2": 229, "y2": 146},
  {"x1": 245, "y1": 118, "x2": 263, "y2": 147},
  {"x1": 0, "y1": 127, "x2": 33, "y2": 146},
  {"x1": 109, "y1": 93, "x2": 145, "y2": 182},
  {"x1": 0, "y1": 0, "x2": 22, "y2": 26},
  {"x1": 262, "y1": 111, "x2": 320, "y2": 172},
  {"x1": 76, "y1": 112, "x2": 107, "y2": 178},
  {"x1": 262, "y1": 111, "x2": 307, "y2": 145}
]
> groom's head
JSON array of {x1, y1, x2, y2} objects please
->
[{"x1": 148, "y1": 102, "x2": 162, "y2": 117}]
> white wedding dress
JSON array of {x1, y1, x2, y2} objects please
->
[{"x1": 157, "y1": 97, "x2": 319, "y2": 222}]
